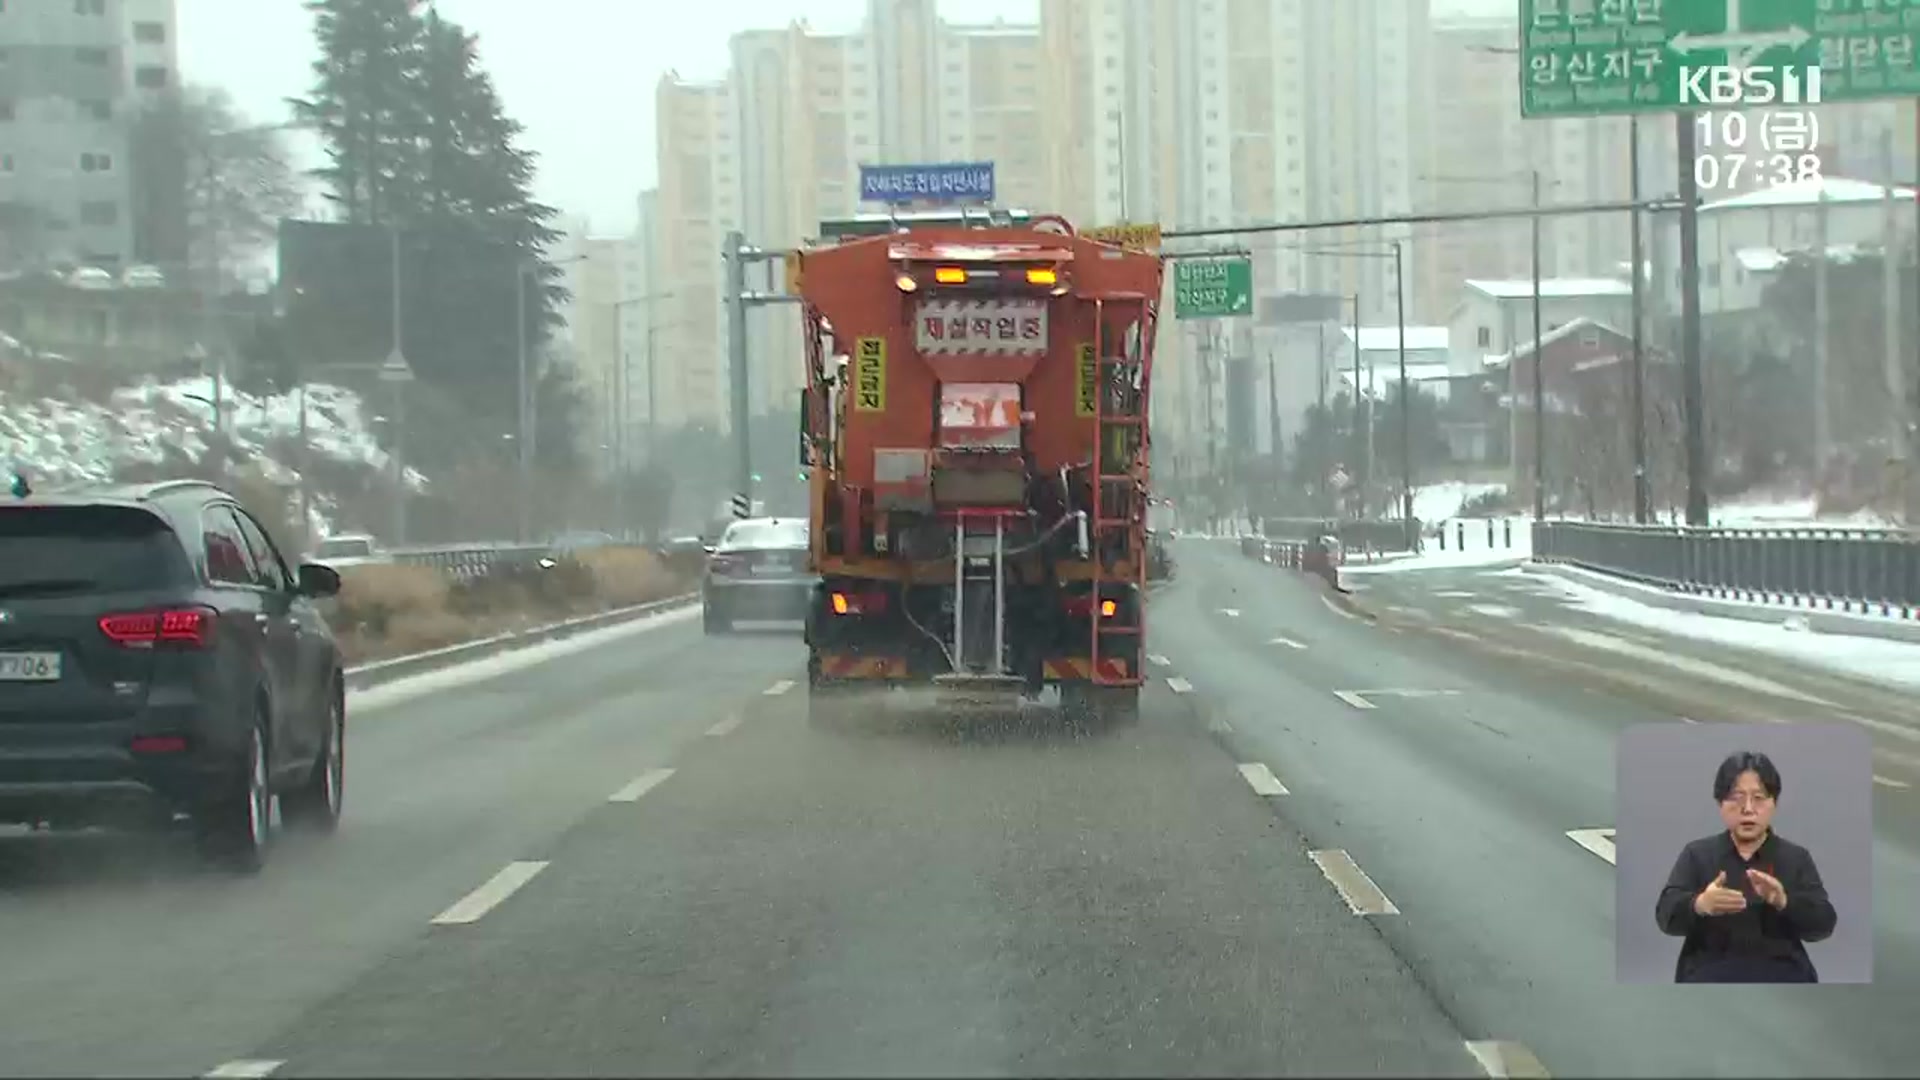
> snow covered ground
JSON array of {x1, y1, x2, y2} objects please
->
[
  {"x1": 1522, "y1": 568, "x2": 1920, "y2": 693},
  {"x1": 0, "y1": 372, "x2": 420, "y2": 537}
]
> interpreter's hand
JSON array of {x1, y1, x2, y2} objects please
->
[
  {"x1": 1694, "y1": 870, "x2": 1749, "y2": 916},
  {"x1": 1746, "y1": 868, "x2": 1788, "y2": 910}
]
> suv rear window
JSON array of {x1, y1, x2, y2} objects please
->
[
  {"x1": 719, "y1": 520, "x2": 808, "y2": 550},
  {"x1": 0, "y1": 506, "x2": 190, "y2": 596}
]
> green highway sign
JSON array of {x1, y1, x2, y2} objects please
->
[
  {"x1": 1519, "y1": 0, "x2": 1920, "y2": 119},
  {"x1": 1174, "y1": 258, "x2": 1253, "y2": 320}
]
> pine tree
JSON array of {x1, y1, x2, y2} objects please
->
[
  {"x1": 289, "y1": 0, "x2": 425, "y2": 224},
  {"x1": 290, "y1": 0, "x2": 572, "y2": 474}
]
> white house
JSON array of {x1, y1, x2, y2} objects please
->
[
  {"x1": 1323, "y1": 325, "x2": 1453, "y2": 401},
  {"x1": 1650, "y1": 176, "x2": 1915, "y2": 319},
  {"x1": 1446, "y1": 278, "x2": 1635, "y2": 376}
]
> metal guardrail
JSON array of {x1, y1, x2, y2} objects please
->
[
  {"x1": 387, "y1": 542, "x2": 554, "y2": 579},
  {"x1": 1532, "y1": 521, "x2": 1920, "y2": 619}
]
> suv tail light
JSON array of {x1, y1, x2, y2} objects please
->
[{"x1": 99, "y1": 607, "x2": 216, "y2": 649}]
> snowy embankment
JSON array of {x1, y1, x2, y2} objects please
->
[{"x1": 0, "y1": 373, "x2": 424, "y2": 537}]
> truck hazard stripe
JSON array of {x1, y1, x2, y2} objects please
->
[
  {"x1": 818, "y1": 654, "x2": 907, "y2": 680},
  {"x1": 1043, "y1": 658, "x2": 1131, "y2": 681}
]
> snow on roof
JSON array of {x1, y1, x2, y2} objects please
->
[
  {"x1": 1487, "y1": 316, "x2": 1624, "y2": 366},
  {"x1": 1465, "y1": 277, "x2": 1632, "y2": 299},
  {"x1": 1702, "y1": 176, "x2": 1915, "y2": 212},
  {"x1": 1736, "y1": 243, "x2": 1871, "y2": 272},
  {"x1": 1338, "y1": 361, "x2": 1455, "y2": 395},
  {"x1": 1337, "y1": 325, "x2": 1450, "y2": 352}
]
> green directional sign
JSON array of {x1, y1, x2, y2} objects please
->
[
  {"x1": 1519, "y1": 0, "x2": 1920, "y2": 119},
  {"x1": 1174, "y1": 258, "x2": 1253, "y2": 320}
]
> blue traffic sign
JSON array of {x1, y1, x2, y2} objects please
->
[{"x1": 858, "y1": 162, "x2": 995, "y2": 205}]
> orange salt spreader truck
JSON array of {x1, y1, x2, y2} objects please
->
[{"x1": 792, "y1": 211, "x2": 1163, "y2": 726}]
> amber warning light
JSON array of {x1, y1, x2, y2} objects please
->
[{"x1": 933, "y1": 266, "x2": 968, "y2": 284}]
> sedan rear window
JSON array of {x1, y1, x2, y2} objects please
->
[
  {"x1": 314, "y1": 536, "x2": 375, "y2": 559},
  {"x1": 0, "y1": 506, "x2": 189, "y2": 597},
  {"x1": 719, "y1": 520, "x2": 808, "y2": 550}
]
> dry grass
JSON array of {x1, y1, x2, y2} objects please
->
[
  {"x1": 327, "y1": 550, "x2": 691, "y2": 665},
  {"x1": 576, "y1": 547, "x2": 678, "y2": 608}
]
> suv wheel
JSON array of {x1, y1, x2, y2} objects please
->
[
  {"x1": 282, "y1": 686, "x2": 344, "y2": 832},
  {"x1": 197, "y1": 713, "x2": 271, "y2": 872}
]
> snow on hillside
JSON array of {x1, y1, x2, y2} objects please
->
[{"x1": 0, "y1": 373, "x2": 425, "y2": 536}]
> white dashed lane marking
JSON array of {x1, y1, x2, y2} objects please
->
[
  {"x1": 1308, "y1": 849, "x2": 1400, "y2": 915},
  {"x1": 1219, "y1": 608, "x2": 1241, "y2": 617},
  {"x1": 1147, "y1": 653, "x2": 1171, "y2": 667},
  {"x1": 763, "y1": 679, "x2": 796, "y2": 696},
  {"x1": 609, "y1": 768, "x2": 675, "y2": 803},
  {"x1": 204, "y1": 1062, "x2": 284, "y2": 1079},
  {"x1": 1465, "y1": 1039, "x2": 1553, "y2": 1078},
  {"x1": 1268, "y1": 635, "x2": 1307, "y2": 649},
  {"x1": 1333, "y1": 690, "x2": 1377, "y2": 710},
  {"x1": 1565, "y1": 828, "x2": 1617, "y2": 865},
  {"x1": 1873, "y1": 774, "x2": 1910, "y2": 789},
  {"x1": 1237, "y1": 762, "x2": 1289, "y2": 796},
  {"x1": 430, "y1": 861, "x2": 549, "y2": 926},
  {"x1": 1166, "y1": 676, "x2": 1194, "y2": 693},
  {"x1": 706, "y1": 712, "x2": 744, "y2": 736}
]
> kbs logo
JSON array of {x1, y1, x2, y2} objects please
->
[{"x1": 1680, "y1": 66, "x2": 1823, "y2": 106}]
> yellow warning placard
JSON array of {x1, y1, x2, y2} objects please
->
[
  {"x1": 1082, "y1": 222, "x2": 1162, "y2": 253},
  {"x1": 853, "y1": 336, "x2": 887, "y2": 412},
  {"x1": 1075, "y1": 342, "x2": 1097, "y2": 418}
]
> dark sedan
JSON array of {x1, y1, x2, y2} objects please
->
[{"x1": 702, "y1": 518, "x2": 813, "y2": 634}]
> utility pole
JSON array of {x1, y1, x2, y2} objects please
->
[
  {"x1": 1393, "y1": 239, "x2": 1412, "y2": 547},
  {"x1": 515, "y1": 262, "x2": 531, "y2": 543},
  {"x1": 381, "y1": 225, "x2": 413, "y2": 547},
  {"x1": 1676, "y1": 110, "x2": 1710, "y2": 526},
  {"x1": 1814, "y1": 185, "x2": 1831, "y2": 484},
  {"x1": 1530, "y1": 167, "x2": 1546, "y2": 521},
  {"x1": 722, "y1": 231, "x2": 801, "y2": 518},
  {"x1": 1882, "y1": 130, "x2": 1904, "y2": 517},
  {"x1": 1350, "y1": 292, "x2": 1363, "y2": 518},
  {"x1": 1266, "y1": 349, "x2": 1282, "y2": 517},
  {"x1": 1628, "y1": 115, "x2": 1650, "y2": 524},
  {"x1": 1316, "y1": 321, "x2": 1329, "y2": 515}
]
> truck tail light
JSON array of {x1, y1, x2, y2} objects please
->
[
  {"x1": 830, "y1": 589, "x2": 887, "y2": 615},
  {"x1": 933, "y1": 266, "x2": 968, "y2": 284},
  {"x1": 1062, "y1": 596, "x2": 1116, "y2": 619},
  {"x1": 99, "y1": 607, "x2": 216, "y2": 649},
  {"x1": 1025, "y1": 267, "x2": 1057, "y2": 286}
]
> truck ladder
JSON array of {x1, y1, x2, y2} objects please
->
[{"x1": 1087, "y1": 295, "x2": 1156, "y2": 688}]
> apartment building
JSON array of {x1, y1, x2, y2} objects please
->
[
  {"x1": 653, "y1": 71, "x2": 739, "y2": 434},
  {"x1": 0, "y1": 0, "x2": 177, "y2": 272}
]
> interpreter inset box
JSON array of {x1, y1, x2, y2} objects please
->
[{"x1": 1615, "y1": 722, "x2": 1872, "y2": 984}]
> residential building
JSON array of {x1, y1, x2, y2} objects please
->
[
  {"x1": 1447, "y1": 277, "x2": 1634, "y2": 375},
  {"x1": 0, "y1": 0, "x2": 177, "y2": 272},
  {"x1": 654, "y1": 72, "x2": 738, "y2": 434},
  {"x1": 1326, "y1": 325, "x2": 1453, "y2": 402},
  {"x1": 620, "y1": 188, "x2": 669, "y2": 464},
  {"x1": 565, "y1": 236, "x2": 625, "y2": 476}
]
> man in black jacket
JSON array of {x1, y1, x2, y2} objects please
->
[{"x1": 1655, "y1": 750, "x2": 1839, "y2": 982}]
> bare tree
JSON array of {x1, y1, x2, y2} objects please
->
[{"x1": 129, "y1": 85, "x2": 305, "y2": 288}]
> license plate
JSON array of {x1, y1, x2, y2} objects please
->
[
  {"x1": 751, "y1": 562, "x2": 789, "y2": 576},
  {"x1": 0, "y1": 651, "x2": 62, "y2": 681}
]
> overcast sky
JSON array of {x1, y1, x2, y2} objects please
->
[{"x1": 181, "y1": 0, "x2": 1509, "y2": 237}]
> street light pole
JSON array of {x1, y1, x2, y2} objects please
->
[
  {"x1": 1530, "y1": 167, "x2": 1546, "y2": 521},
  {"x1": 1628, "y1": 116, "x2": 1649, "y2": 524},
  {"x1": 1394, "y1": 239, "x2": 1412, "y2": 547}
]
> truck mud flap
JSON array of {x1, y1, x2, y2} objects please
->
[
  {"x1": 814, "y1": 653, "x2": 910, "y2": 681},
  {"x1": 1043, "y1": 657, "x2": 1132, "y2": 682}
]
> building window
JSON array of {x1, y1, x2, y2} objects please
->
[
  {"x1": 133, "y1": 21, "x2": 167, "y2": 44},
  {"x1": 75, "y1": 0, "x2": 106, "y2": 13},
  {"x1": 79, "y1": 151, "x2": 112, "y2": 172},
  {"x1": 0, "y1": 155, "x2": 13, "y2": 173},
  {"x1": 75, "y1": 47, "x2": 109, "y2": 65},
  {"x1": 79, "y1": 200, "x2": 117, "y2": 226},
  {"x1": 1476, "y1": 326, "x2": 1491, "y2": 348},
  {"x1": 134, "y1": 65, "x2": 168, "y2": 90},
  {"x1": 83, "y1": 100, "x2": 110, "y2": 121},
  {"x1": 0, "y1": 100, "x2": 11, "y2": 121}
]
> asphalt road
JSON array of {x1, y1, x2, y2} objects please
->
[{"x1": 3, "y1": 545, "x2": 1915, "y2": 1078}]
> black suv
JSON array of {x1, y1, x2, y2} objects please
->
[{"x1": 0, "y1": 479, "x2": 346, "y2": 870}]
